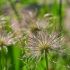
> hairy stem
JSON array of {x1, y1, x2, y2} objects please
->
[{"x1": 45, "y1": 49, "x2": 48, "y2": 70}]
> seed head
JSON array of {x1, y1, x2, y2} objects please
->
[{"x1": 28, "y1": 31, "x2": 63, "y2": 57}]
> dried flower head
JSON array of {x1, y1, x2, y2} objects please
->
[
  {"x1": 21, "y1": 12, "x2": 54, "y2": 35},
  {"x1": 28, "y1": 31, "x2": 63, "y2": 57},
  {"x1": 0, "y1": 33, "x2": 16, "y2": 46}
]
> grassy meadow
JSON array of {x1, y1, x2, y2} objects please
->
[{"x1": 0, "y1": 0, "x2": 70, "y2": 70}]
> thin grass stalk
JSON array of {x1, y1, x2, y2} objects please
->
[
  {"x1": 8, "y1": 0, "x2": 21, "y2": 23},
  {"x1": 59, "y1": 0, "x2": 62, "y2": 36}
]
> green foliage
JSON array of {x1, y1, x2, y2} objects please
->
[
  {"x1": 0, "y1": 0, "x2": 6, "y2": 7},
  {"x1": 20, "y1": 0, "x2": 37, "y2": 5}
]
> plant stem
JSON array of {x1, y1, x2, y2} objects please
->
[
  {"x1": 8, "y1": 0, "x2": 22, "y2": 23},
  {"x1": 59, "y1": 0, "x2": 62, "y2": 36},
  {"x1": 45, "y1": 49, "x2": 48, "y2": 70}
]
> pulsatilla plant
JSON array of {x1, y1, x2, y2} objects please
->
[{"x1": 28, "y1": 30, "x2": 63, "y2": 70}]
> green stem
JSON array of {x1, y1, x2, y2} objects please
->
[
  {"x1": 45, "y1": 49, "x2": 48, "y2": 70},
  {"x1": 8, "y1": 0, "x2": 22, "y2": 23},
  {"x1": 59, "y1": 0, "x2": 62, "y2": 36}
]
